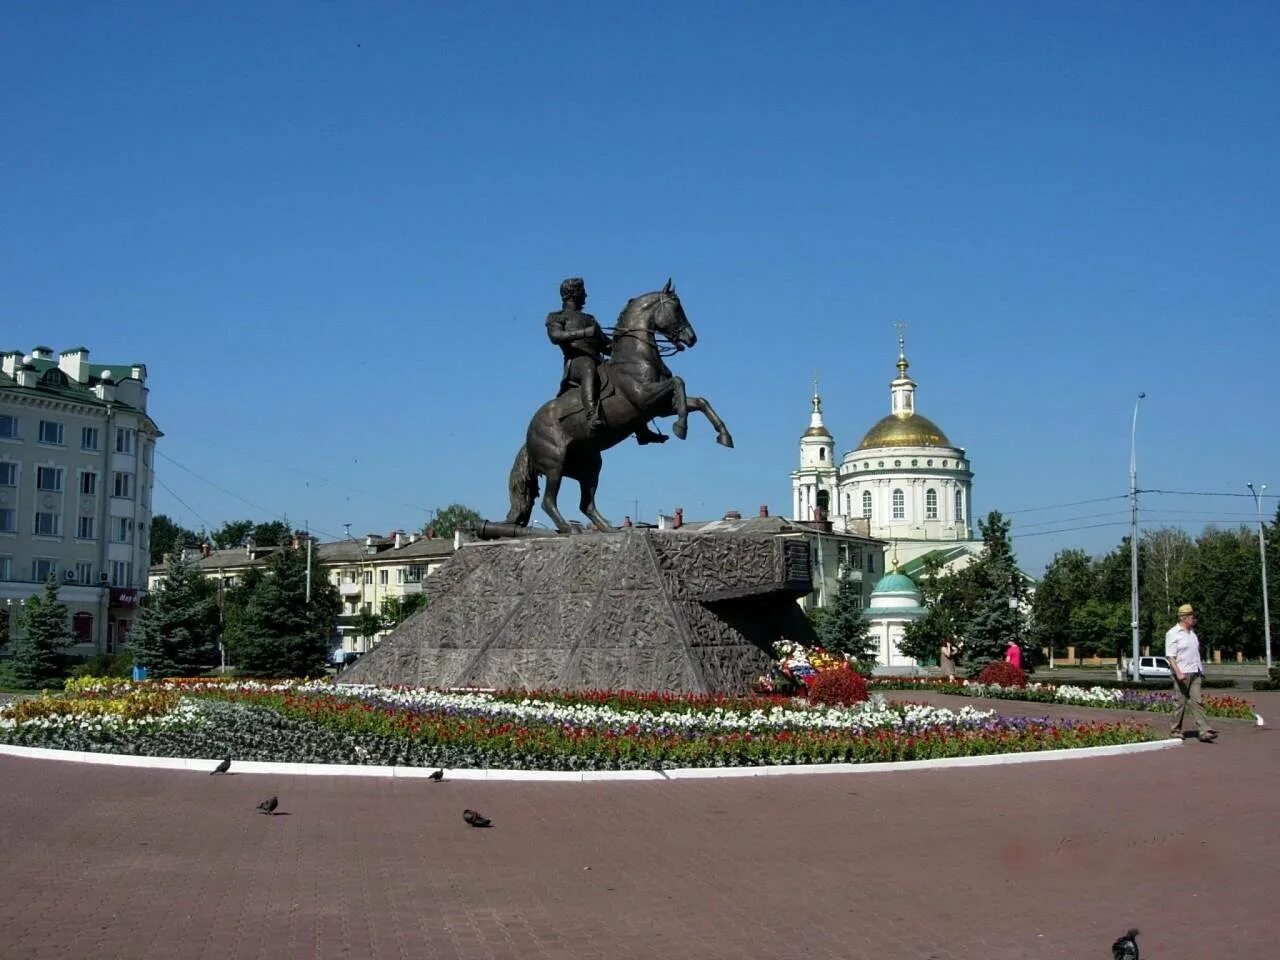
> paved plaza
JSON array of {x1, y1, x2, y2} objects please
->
[{"x1": 1, "y1": 692, "x2": 1276, "y2": 960}]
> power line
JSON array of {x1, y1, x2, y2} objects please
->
[
  {"x1": 1010, "y1": 520, "x2": 1132, "y2": 539},
  {"x1": 152, "y1": 475, "x2": 215, "y2": 532},
  {"x1": 1014, "y1": 510, "x2": 1130, "y2": 529},
  {"x1": 1143, "y1": 488, "x2": 1279, "y2": 500},
  {"x1": 1005, "y1": 494, "x2": 1129, "y2": 515},
  {"x1": 155, "y1": 450, "x2": 345, "y2": 542}
]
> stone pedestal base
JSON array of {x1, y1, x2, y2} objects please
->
[{"x1": 341, "y1": 529, "x2": 814, "y2": 695}]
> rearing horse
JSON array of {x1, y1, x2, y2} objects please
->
[{"x1": 506, "y1": 280, "x2": 733, "y2": 533}]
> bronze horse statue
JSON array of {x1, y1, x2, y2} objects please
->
[{"x1": 506, "y1": 280, "x2": 733, "y2": 533}]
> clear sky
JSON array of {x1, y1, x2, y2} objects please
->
[{"x1": 4, "y1": 2, "x2": 1278, "y2": 574}]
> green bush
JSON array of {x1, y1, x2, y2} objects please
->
[{"x1": 68, "y1": 651, "x2": 135, "y2": 679}]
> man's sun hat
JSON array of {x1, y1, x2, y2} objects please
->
[{"x1": 1177, "y1": 603, "x2": 1196, "y2": 617}]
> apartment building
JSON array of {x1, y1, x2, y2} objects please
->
[
  {"x1": 1, "y1": 346, "x2": 160, "y2": 653},
  {"x1": 150, "y1": 531, "x2": 457, "y2": 656}
]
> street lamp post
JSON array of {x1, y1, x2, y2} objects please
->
[
  {"x1": 1247, "y1": 482, "x2": 1272, "y2": 670},
  {"x1": 1129, "y1": 392, "x2": 1146, "y2": 679}
]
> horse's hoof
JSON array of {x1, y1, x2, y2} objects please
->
[
  {"x1": 717, "y1": 432, "x2": 734, "y2": 448},
  {"x1": 673, "y1": 422, "x2": 688, "y2": 440}
]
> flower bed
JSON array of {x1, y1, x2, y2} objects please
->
[
  {"x1": 0, "y1": 678, "x2": 1162, "y2": 770},
  {"x1": 867, "y1": 677, "x2": 1257, "y2": 720}
]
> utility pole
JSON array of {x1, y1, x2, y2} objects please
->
[
  {"x1": 1247, "y1": 483, "x2": 1272, "y2": 670},
  {"x1": 1129, "y1": 392, "x2": 1146, "y2": 678}
]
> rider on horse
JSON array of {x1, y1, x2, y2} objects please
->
[{"x1": 545, "y1": 277, "x2": 666, "y2": 444}]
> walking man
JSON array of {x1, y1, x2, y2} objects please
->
[{"x1": 1165, "y1": 603, "x2": 1217, "y2": 742}]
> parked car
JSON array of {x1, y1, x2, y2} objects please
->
[{"x1": 1127, "y1": 655, "x2": 1173, "y2": 681}]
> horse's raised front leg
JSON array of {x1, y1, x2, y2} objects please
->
[
  {"x1": 540, "y1": 470, "x2": 573, "y2": 533},
  {"x1": 685, "y1": 395, "x2": 734, "y2": 448},
  {"x1": 575, "y1": 452, "x2": 612, "y2": 531}
]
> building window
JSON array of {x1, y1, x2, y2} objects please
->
[
  {"x1": 82, "y1": 426, "x2": 100, "y2": 450},
  {"x1": 36, "y1": 466, "x2": 64, "y2": 492},
  {"x1": 0, "y1": 555, "x2": 11, "y2": 579},
  {"x1": 363, "y1": 570, "x2": 373, "y2": 585},
  {"x1": 73, "y1": 612, "x2": 94, "y2": 641},
  {"x1": 955, "y1": 489, "x2": 964, "y2": 522},
  {"x1": 877, "y1": 461, "x2": 884, "y2": 468},
  {"x1": 0, "y1": 414, "x2": 17, "y2": 439},
  {"x1": 34, "y1": 512, "x2": 62, "y2": 536},
  {"x1": 926, "y1": 488, "x2": 938, "y2": 520},
  {"x1": 0, "y1": 508, "x2": 14, "y2": 533},
  {"x1": 927, "y1": 459, "x2": 934, "y2": 466},
  {"x1": 112, "y1": 471, "x2": 134, "y2": 499},
  {"x1": 867, "y1": 552, "x2": 875, "y2": 573},
  {"x1": 816, "y1": 490, "x2": 829, "y2": 516},
  {"x1": 38, "y1": 420, "x2": 64, "y2": 445},
  {"x1": 818, "y1": 447, "x2": 825, "y2": 461},
  {"x1": 111, "y1": 517, "x2": 132, "y2": 543},
  {"x1": 80, "y1": 472, "x2": 97, "y2": 496},
  {"x1": 863, "y1": 462, "x2": 869, "y2": 469},
  {"x1": 0, "y1": 462, "x2": 15, "y2": 486},
  {"x1": 379, "y1": 569, "x2": 388, "y2": 585},
  {"x1": 403, "y1": 565, "x2": 425, "y2": 584},
  {"x1": 892, "y1": 489, "x2": 905, "y2": 520},
  {"x1": 845, "y1": 493, "x2": 852, "y2": 515},
  {"x1": 77, "y1": 516, "x2": 95, "y2": 539},
  {"x1": 861, "y1": 490, "x2": 872, "y2": 519},
  {"x1": 75, "y1": 561, "x2": 93, "y2": 584},
  {"x1": 115, "y1": 428, "x2": 136, "y2": 454},
  {"x1": 894, "y1": 460, "x2": 901, "y2": 467},
  {"x1": 110, "y1": 559, "x2": 132, "y2": 587},
  {"x1": 32, "y1": 558, "x2": 57, "y2": 582}
]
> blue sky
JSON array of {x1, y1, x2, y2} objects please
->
[{"x1": 4, "y1": 2, "x2": 1278, "y2": 573}]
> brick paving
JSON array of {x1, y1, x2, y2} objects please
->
[{"x1": 1, "y1": 692, "x2": 1276, "y2": 960}]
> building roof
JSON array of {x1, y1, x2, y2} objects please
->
[
  {"x1": 0, "y1": 354, "x2": 146, "y2": 414},
  {"x1": 856, "y1": 412, "x2": 953, "y2": 450},
  {"x1": 871, "y1": 571, "x2": 920, "y2": 596}
]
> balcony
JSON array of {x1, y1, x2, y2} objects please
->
[{"x1": 338, "y1": 583, "x2": 362, "y2": 597}]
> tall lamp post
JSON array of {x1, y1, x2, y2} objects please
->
[
  {"x1": 1129, "y1": 392, "x2": 1146, "y2": 678},
  {"x1": 1247, "y1": 483, "x2": 1272, "y2": 670}
]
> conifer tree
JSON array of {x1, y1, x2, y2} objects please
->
[
  {"x1": 817, "y1": 568, "x2": 876, "y2": 670},
  {"x1": 9, "y1": 578, "x2": 74, "y2": 688},
  {"x1": 960, "y1": 511, "x2": 1028, "y2": 672},
  {"x1": 131, "y1": 552, "x2": 220, "y2": 677},
  {"x1": 221, "y1": 543, "x2": 340, "y2": 676}
]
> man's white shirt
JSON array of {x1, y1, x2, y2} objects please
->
[{"x1": 1164, "y1": 624, "x2": 1203, "y2": 674}]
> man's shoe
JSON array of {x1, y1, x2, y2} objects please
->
[
  {"x1": 634, "y1": 428, "x2": 667, "y2": 445},
  {"x1": 1198, "y1": 731, "x2": 1218, "y2": 742}
]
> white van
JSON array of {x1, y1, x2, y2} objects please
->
[{"x1": 1127, "y1": 655, "x2": 1173, "y2": 681}]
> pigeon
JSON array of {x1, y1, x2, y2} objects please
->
[
  {"x1": 1112, "y1": 928, "x2": 1140, "y2": 960},
  {"x1": 210, "y1": 758, "x2": 231, "y2": 775},
  {"x1": 428, "y1": 768, "x2": 444, "y2": 782},
  {"x1": 257, "y1": 796, "x2": 279, "y2": 816},
  {"x1": 463, "y1": 808, "x2": 491, "y2": 828}
]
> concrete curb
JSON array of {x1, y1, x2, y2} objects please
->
[{"x1": 0, "y1": 736, "x2": 1180, "y2": 781}]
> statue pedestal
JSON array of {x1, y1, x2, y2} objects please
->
[{"x1": 341, "y1": 529, "x2": 814, "y2": 695}]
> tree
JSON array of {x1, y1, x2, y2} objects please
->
[
  {"x1": 959, "y1": 511, "x2": 1028, "y2": 672},
  {"x1": 149, "y1": 514, "x2": 202, "y2": 567},
  {"x1": 1141, "y1": 527, "x2": 1194, "y2": 627},
  {"x1": 380, "y1": 593, "x2": 427, "y2": 628},
  {"x1": 211, "y1": 519, "x2": 292, "y2": 550},
  {"x1": 220, "y1": 544, "x2": 340, "y2": 676},
  {"x1": 8, "y1": 578, "x2": 75, "y2": 688},
  {"x1": 1031, "y1": 549, "x2": 1093, "y2": 660},
  {"x1": 130, "y1": 551, "x2": 220, "y2": 677},
  {"x1": 816, "y1": 568, "x2": 875, "y2": 669},
  {"x1": 352, "y1": 608, "x2": 384, "y2": 647},
  {"x1": 422, "y1": 503, "x2": 482, "y2": 539},
  {"x1": 1188, "y1": 526, "x2": 1261, "y2": 658}
]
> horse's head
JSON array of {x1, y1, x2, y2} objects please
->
[{"x1": 643, "y1": 278, "x2": 697, "y2": 351}]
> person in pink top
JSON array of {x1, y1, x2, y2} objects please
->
[{"x1": 1004, "y1": 640, "x2": 1022, "y2": 670}]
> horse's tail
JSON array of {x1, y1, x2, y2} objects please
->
[{"x1": 504, "y1": 443, "x2": 539, "y2": 525}]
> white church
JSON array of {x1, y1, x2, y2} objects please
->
[{"x1": 790, "y1": 333, "x2": 984, "y2": 668}]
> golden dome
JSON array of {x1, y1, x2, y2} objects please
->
[
  {"x1": 856, "y1": 412, "x2": 952, "y2": 450},
  {"x1": 803, "y1": 425, "x2": 832, "y2": 438}
]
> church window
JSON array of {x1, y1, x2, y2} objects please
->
[
  {"x1": 892, "y1": 489, "x2": 904, "y2": 520},
  {"x1": 861, "y1": 491, "x2": 872, "y2": 519},
  {"x1": 894, "y1": 460, "x2": 901, "y2": 467},
  {"x1": 863, "y1": 462, "x2": 869, "y2": 469},
  {"x1": 942, "y1": 460, "x2": 948, "y2": 467},
  {"x1": 846, "y1": 493, "x2": 852, "y2": 515},
  {"x1": 818, "y1": 448, "x2": 825, "y2": 461},
  {"x1": 816, "y1": 490, "x2": 829, "y2": 516},
  {"x1": 877, "y1": 461, "x2": 884, "y2": 468},
  {"x1": 927, "y1": 459, "x2": 933, "y2": 466},
  {"x1": 926, "y1": 489, "x2": 938, "y2": 519},
  {"x1": 955, "y1": 489, "x2": 964, "y2": 521}
]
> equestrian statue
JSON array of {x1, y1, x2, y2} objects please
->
[{"x1": 503, "y1": 278, "x2": 733, "y2": 534}]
